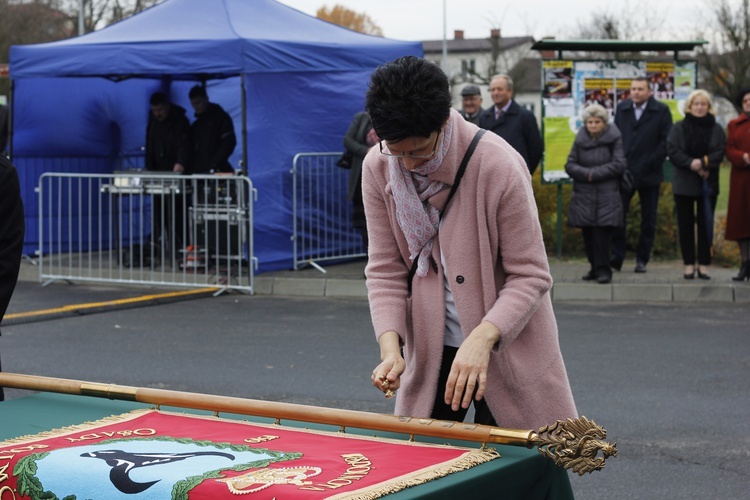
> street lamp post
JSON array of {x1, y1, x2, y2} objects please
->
[{"x1": 441, "y1": 0, "x2": 448, "y2": 72}]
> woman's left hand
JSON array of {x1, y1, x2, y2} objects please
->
[{"x1": 445, "y1": 321, "x2": 501, "y2": 411}]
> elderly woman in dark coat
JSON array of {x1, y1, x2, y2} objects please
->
[
  {"x1": 565, "y1": 104, "x2": 626, "y2": 284},
  {"x1": 667, "y1": 90, "x2": 726, "y2": 280}
]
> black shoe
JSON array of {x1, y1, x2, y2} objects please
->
[
  {"x1": 634, "y1": 261, "x2": 647, "y2": 273},
  {"x1": 582, "y1": 270, "x2": 597, "y2": 281},
  {"x1": 609, "y1": 259, "x2": 622, "y2": 272},
  {"x1": 683, "y1": 271, "x2": 695, "y2": 280},
  {"x1": 697, "y1": 271, "x2": 711, "y2": 280},
  {"x1": 732, "y1": 261, "x2": 750, "y2": 282},
  {"x1": 597, "y1": 274, "x2": 612, "y2": 284}
]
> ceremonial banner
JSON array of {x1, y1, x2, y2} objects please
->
[{"x1": 0, "y1": 410, "x2": 498, "y2": 499}]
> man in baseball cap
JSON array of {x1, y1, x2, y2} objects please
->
[{"x1": 459, "y1": 85, "x2": 484, "y2": 125}]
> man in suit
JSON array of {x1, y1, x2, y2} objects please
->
[
  {"x1": 611, "y1": 76, "x2": 673, "y2": 273},
  {"x1": 458, "y1": 85, "x2": 484, "y2": 125},
  {"x1": 0, "y1": 155, "x2": 25, "y2": 401},
  {"x1": 479, "y1": 74, "x2": 542, "y2": 175}
]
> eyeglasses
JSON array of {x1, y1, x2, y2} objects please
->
[{"x1": 379, "y1": 131, "x2": 442, "y2": 159}]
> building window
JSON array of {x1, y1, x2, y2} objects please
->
[{"x1": 461, "y1": 59, "x2": 476, "y2": 79}]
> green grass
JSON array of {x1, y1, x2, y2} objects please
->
[{"x1": 716, "y1": 163, "x2": 730, "y2": 215}]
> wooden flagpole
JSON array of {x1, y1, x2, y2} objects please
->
[{"x1": 0, "y1": 373, "x2": 616, "y2": 474}]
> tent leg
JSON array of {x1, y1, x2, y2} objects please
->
[{"x1": 240, "y1": 73, "x2": 248, "y2": 176}]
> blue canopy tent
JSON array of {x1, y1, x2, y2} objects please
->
[{"x1": 9, "y1": 0, "x2": 422, "y2": 272}]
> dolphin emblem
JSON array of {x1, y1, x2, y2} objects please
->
[{"x1": 81, "y1": 449, "x2": 235, "y2": 494}]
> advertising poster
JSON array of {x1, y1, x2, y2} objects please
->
[
  {"x1": 543, "y1": 61, "x2": 573, "y2": 98},
  {"x1": 582, "y1": 78, "x2": 615, "y2": 113}
]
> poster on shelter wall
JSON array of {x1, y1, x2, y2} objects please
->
[
  {"x1": 543, "y1": 61, "x2": 573, "y2": 98},
  {"x1": 541, "y1": 59, "x2": 697, "y2": 183},
  {"x1": 582, "y1": 78, "x2": 616, "y2": 113},
  {"x1": 646, "y1": 62, "x2": 675, "y2": 100}
]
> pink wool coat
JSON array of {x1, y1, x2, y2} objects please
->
[{"x1": 362, "y1": 109, "x2": 577, "y2": 430}]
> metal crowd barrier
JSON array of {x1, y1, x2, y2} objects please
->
[
  {"x1": 37, "y1": 172, "x2": 256, "y2": 294},
  {"x1": 291, "y1": 152, "x2": 366, "y2": 271}
]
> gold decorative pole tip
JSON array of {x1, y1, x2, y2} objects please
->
[{"x1": 530, "y1": 416, "x2": 617, "y2": 475}]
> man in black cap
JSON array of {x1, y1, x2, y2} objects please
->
[{"x1": 459, "y1": 85, "x2": 484, "y2": 125}]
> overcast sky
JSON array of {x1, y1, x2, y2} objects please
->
[{"x1": 276, "y1": 0, "x2": 710, "y2": 42}]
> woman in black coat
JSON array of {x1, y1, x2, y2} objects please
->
[
  {"x1": 342, "y1": 112, "x2": 379, "y2": 252},
  {"x1": 667, "y1": 90, "x2": 726, "y2": 280},
  {"x1": 565, "y1": 104, "x2": 627, "y2": 283}
]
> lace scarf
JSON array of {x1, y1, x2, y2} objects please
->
[{"x1": 387, "y1": 114, "x2": 454, "y2": 277}]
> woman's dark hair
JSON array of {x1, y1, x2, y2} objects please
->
[
  {"x1": 736, "y1": 88, "x2": 750, "y2": 109},
  {"x1": 365, "y1": 56, "x2": 452, "y2": 141}
]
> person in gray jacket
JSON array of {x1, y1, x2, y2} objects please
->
[
  {"x1": 666, "y1": 90, "x2": 726, "y2": 280},
  {"x1": 565, "y1": 104, "x2": 627, "y2": 284}
]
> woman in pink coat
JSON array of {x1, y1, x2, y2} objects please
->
[{"x1": 363, "y1": 57, "x2": 577, "y2": 430}]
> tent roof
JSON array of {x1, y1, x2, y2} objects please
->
[{"x1": 9, "y1": 0, "x2": 422, "y2": 79}]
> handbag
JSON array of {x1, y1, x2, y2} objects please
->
[
  {"x1": 619, "y1": 169, "x2": 634, "y2": 194},
  {"x1": 336, "y1": 150, "x2": 353, "y2": 169}
]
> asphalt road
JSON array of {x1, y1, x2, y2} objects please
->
[{"x1": 1, "y1": 280, "x2": 749, "y2": 499}]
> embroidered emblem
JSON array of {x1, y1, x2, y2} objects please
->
[{"x1": 216, "y1": 466, "x2": 323, "y2": 494}]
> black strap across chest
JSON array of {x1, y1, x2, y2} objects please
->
[{"x1": 407, "y1": 129, "x2": 486, "y2": 294}]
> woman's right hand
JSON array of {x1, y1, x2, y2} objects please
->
[
  {"x1": 371, "y1": 331, "x2": 405, "y2": 397},
  {"x1": 690, "y1": 158, "x2": 703, "y2": 172}
]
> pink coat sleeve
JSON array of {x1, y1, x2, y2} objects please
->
[
  {"x1": 361, "y1": 151, "x2": 410, "y2": 342},
  {"x1": 480, "y1": 155, "x2": 554, "y2": 348}
]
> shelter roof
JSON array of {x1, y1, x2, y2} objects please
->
[{"x1": 531, "y1": 39, "x2": 708, "y2": 55}]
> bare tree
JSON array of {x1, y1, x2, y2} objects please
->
[
  {"x1": 0, "y1": 0, "x2": 161, "y2": 95},
  {"x1": 567, "y1": 1, "x2": 667, "y2": 58},
  {"x1": 316, "y1": 4, "x2": 383, "y2": 36},
  {"x1": 696, "y1": 0, "x2": 750, "y2": 109},
  {"x1": 59, "y1": 0, "x2": 162, "y2": 33}
]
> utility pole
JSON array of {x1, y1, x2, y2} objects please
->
[{"x1": 441, "y1": 0, "x2": 448, "y2": 72}]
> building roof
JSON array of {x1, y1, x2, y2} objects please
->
[{"x1": 424, "y1": 35, "x2": 534, "y2": 54}]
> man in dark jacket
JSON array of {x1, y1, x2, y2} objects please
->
[
  {"x1": 145, "y1": 92, "x2": 191, "y2": 258},
  {"x1": 0, "y1": 103, "x2": 9, "y2": 154},
  {"x1": 188, "y1": 85, "x2": 236, "y2": 174},
  {"x1": 145, "y1": 92, "x2": 190, "y2": 173},
  {"x1": 0, "y1": 155, "x2": 25, "y2": 401},
  {"x1": 611, "y1": 77, "x2": 673, "y2": 273},
  {"x1": 459, "y1": 85, "x2": 484, "y2": 125},
  {"x1": 479, "y1": 74, "x2": 542, "y2": 175}
]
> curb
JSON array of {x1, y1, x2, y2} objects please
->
[{"x1": 16, "y1": 262, "x2": 749, "y2": 303}]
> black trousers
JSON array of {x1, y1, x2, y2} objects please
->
[
  {"x1": 582, "y1": 226, "x2": 614, "y2": 277},
  {"x1": 151, "y1": 194, "x2": 187, "y2": 259},
  {"x1": 612, "y1": 184, "x2": 660, "y2": 265},
  {"x1": 674, "y1": 194, "x2": 717, "y2": 266},
  {"x1": 430, "y1": 346, "x2": 497, "y2": 425}
]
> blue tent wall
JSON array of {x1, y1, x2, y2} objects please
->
[{"x1": 10, "y1": 0, "x2": 422, "y2": 271}]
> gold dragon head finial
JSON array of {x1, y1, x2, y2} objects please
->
[{"x1": 529, "y1": 415, "x2": 617, "y2": 475}]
